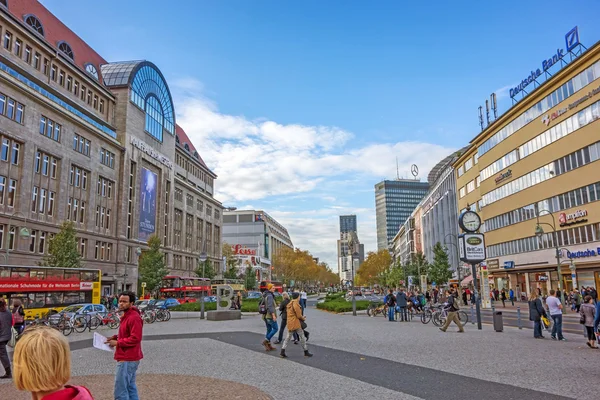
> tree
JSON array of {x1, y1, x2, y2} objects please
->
[
  {"x1": 243, "y1": 264, "x2": 257, "y2": 290},
  {"x1": 405, "y1": 251, "x2": 429, "y2": 278},
  {"x1": 223, "y1": 265, "x2": 239, "y2": 279},
  {"x1": 222, "y1": 242, "x2": 240, "y2": 279},
  {"x1": 356, "y1": 249, "x2": 391, "y2": 286},
  {"x1": 195, "y1": 260, "x2": 215, "y2": 280},
  {"x1": 427, "y1": 242, "x2": 453, "y2": 286},
  {"x1": 137, "y1": 235, "x2": 168, "y2": 293},
  {"x1": 41, "y1": 221, "x2": 82, "y2": 268}
]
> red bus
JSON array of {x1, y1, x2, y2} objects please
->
[
  {"x1": 160, "y1": 276, "x2": 211, "y2": 303},
  {"x1": 259, "y1": 281, "x2": 283, "y2": 293}
]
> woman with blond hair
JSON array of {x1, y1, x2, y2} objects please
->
[
  {"x1": 528, "y1": 291, "x2": 547, "y2": 339},
  {"x1": 12, "y1": 325, "x2": 93, "y2": 399}
]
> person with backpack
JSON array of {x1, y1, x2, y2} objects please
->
[
  {"x1": 396, "y1": 288, "x2": 409, "y2": 322},
  {"x1": 12, "y1": 299, "x2": 25, "y2": 335},
  {"x1": 439, "y1": 289, "x2": 464, "y2": 333},
  {"x1": 386, "y1": 289, "x2": 396, "y2": 322},
  {"x1": 280, "y1": 293, "x2": 312, "y2": 358},
  {"x1": 260, "y1": 283, "x2": 278, "y2": 351}
]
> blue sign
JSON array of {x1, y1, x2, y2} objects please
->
[
  {"x1": 510, "y1": 27, "x2": 580, "y2": 99},
  {"x1": 503, "y1": 261, "x2": 515, "y2": 269},
  {"x1": 566, "y1": 248, "x2": 600, "y2": 259},
  {"x1": 565, "y1": 26, "x2": 580, "y2": 52}
]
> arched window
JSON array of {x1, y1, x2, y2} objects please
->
[
  {"x1": 57, "y1": 41, "x2": 74, "y2": 60},
  {"x1": 85, "y1": 63, "x2": 98, "y2": 80},
  {"x1": 193, "y1": 151, "x2": 199, "y2": 160},
  {"x1": 145, "y1": 95, "x2": 164, "y2": 142},
  {"x1": 24, "y1": 15, "x2": 44, "y2": 36},
  {"x1": 184, "y1": 143, "x2": 190, "y2": 152}
]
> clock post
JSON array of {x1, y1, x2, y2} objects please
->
[{"x1": 458, "y1": 207, "x2": 485, "y2": 330}]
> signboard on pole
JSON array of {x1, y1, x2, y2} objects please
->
[
  {"x1": 480, "y1": 266, "x2": 491, "y2": 309},
  {"x1": 420, "y1": 275, "x2": 428, "y2": 291},
  {"x1": 459, "y1": 233, "x2": 486, "y2": 263}
]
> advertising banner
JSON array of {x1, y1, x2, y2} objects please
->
[
  {"x1": 480, "y1": 267, "x2": 491, "y2": 309},
  {"x1": 0, "y1": 281, "x2": 93, "y2": 291},
  {"x1": 139, "y1": 167, "x2": 157, "y2": 242},
  {"x1": 460, "y1": 233, "x2": 486, "y2": 263}
]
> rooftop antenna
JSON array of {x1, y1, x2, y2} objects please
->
[
  {"x1": 491, "y1": 93, "x2": 498, "y2": 120},
  {"x1": 478, "y1": 106, "x2": 484, "y2": 131},
  {"x1": 485, "y1": 100, "x2": 490, "y2": 126},
  {"x1": 396, "y1": 157, "x2": 400, "y2": 180}
]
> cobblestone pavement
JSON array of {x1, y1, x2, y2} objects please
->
[{"x1": 1, "y1": 302, "x2": 595, "y2": 399}]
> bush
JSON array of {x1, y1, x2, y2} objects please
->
[
  {"x1": 316, "y1": 298, "x2": 373, "y2": 313},
  {"x1": 170, "y1": 298, "x2": 262, "y2": 312},
  {"x1": 241, "y1": 298, "x2": 260, "y2": 312},
  {"x1": 325, "y1": 292, "x2": 346, "y2": 301}
]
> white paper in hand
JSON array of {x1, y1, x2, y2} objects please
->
[{"x1": 93, "y1": 332, "x2": 114, "y2": 352}]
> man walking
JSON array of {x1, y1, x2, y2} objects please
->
[
  {"x1": 106, "y1": 292, "x2": 143, "y2": 400},
  {"x1": 509, "y1": 288, "x2": 515, "y2": 306},
  {"x1": 546, "y1": 289, "x2": 566, "y2": 341},
  {"x1": 396, "y1": 288, "x2": 409, "y2": 322},
  {"x1": 386, "y1": 289, "x2": 396, "y2": 322},
  {"x1": 261, "y1": 283, "x2": 278, "y2": 351},
  {"x1": 439, "y1": 290, "x2": 464, "y2": 333},
  {"x1": 300, "y1": 289, "x2": 308, "y2": 311}
]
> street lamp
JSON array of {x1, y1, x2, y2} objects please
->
[
  {"x1": 444, "y1": 233, "x2": 462, "y2": 284},
  {"x1": 534, "y1": 209, "x2": 566, "y2": 307},
  {"x1": 3, "y1": 211, "x2": 31, "y2": 264},
  {"x1": 198, "y1": 241, "x2": 208, "y2": 320}
]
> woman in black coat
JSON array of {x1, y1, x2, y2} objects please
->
[
  {"x1": 274, "y1": 293, "x2": 290, "y2": 344},
  {"x1": 528, "y1": 291, "x2": 547, "y2": 339}
]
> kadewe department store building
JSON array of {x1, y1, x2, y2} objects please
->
[{"x1": 454, "y1": 27, "x2": 600, "y2": 298}]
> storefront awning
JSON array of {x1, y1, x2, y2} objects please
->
[{"x1": 460, "y1": 275, "x2": 473, "y2": 286}]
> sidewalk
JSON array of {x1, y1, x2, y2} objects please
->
[{"x1": 471, "y1": 302, "x2": 581, "y2": 318}]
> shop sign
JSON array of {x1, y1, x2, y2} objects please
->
[
  {"x1": 503, "y1": 261, "x2": 515, "y2": 269},
  {"x1": 459, "y1": 233, "x2": 486, "y2": 263},
  {"x1": 232, "y1": 244, "x2": 257, "y2": 256},
  {"x1": 541, "y1": 84, "x2": 600, "y2": 126},
  {"x1": 131, "y1": 137, "x2": 173, "y2": 169},
  {"x1": 536, "y1": 274, "x2": 549, "y2": 282},
  {"x1": 510, "y1": 27, "x2": 580, "y2": 99},
  {"x1": 559, "y1": 209, "x2": 588, "y2": 227},
  {"x1": 487, "y1": 259, "x2": 500, "y2": 270},
  {"x1": 495, "y1": 169, "x2": 512, "y2": 184},
  {"x1": 541, "y1": 107, "x2": 567, "y2": 126},
  {"x1": 565, "y1": 247, "x2": 600, "y2": 259}
]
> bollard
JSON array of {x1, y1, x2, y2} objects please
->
[
  {"x1": 470, "y1": 305, "x2": 475, "y2": 325},
  {"x1": 517, "y1": 306, "x2": 522, "y2": 329}
]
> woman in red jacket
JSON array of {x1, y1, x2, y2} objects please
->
[{"x1": 12, "y1": 325, "x2": 94, "y2": 399}]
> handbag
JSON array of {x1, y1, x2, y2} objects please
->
[
  {"x1": 7, "y1": 327, "x2": 17, "y2": 348},
  {"x1": 541, "y1": 315, "x2": 550, "y2": 329},
  {"x1": 580, "y1": 313, "x2": 586, "y2": 325},
  {"x1": 300, "y1": 319, "x2": 307, "y2": 330}
]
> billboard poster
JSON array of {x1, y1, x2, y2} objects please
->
[{"x1": 139, "y1": 167, "x2": 157, "y2": 242}]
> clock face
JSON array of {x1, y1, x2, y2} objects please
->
[{"x1": 461, "y1": 211, "x2": 481, "y2": 232}]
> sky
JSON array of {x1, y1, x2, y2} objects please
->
[{"x1": 41, "y1": 0, "x2": 600, "y2": 268}]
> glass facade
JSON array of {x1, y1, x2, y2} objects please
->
[
  {"x1": 375, "y1": 180, "x2": 429, "y2": 250},
  {"x1": 339, "y1": 215, "x2": 357, "y2": 235}
]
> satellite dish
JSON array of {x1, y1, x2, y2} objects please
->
[{"x1": 411, "y1": 164, "x2": 419, "y2": 178}]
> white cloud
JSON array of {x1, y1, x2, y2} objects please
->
[{"x1": 172, "y1": 79, "x2": 456, "y2": 267}]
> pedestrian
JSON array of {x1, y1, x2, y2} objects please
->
[
  {"x1": 0, "y1": 299, "x2": 12, "y2": 379},
  {"x1": 274, "y1": 292, "x2": 290, "y2": 344},
  {"x1": 509, "y1": 288, "x2": 515, "y2": 306},
  {"x1": 589, "y1": 287, "x2": 598, "y2": 304},
  {"x1": 280, "y1": 293, "x2": 312, "y2": 358},
  {"x1": 12, "y1": 326, "x2": 94, "y2": 399},
  {"x1": 528, "y1": 291, "x2": 547, "y2": 339},
  {"x1": 580, "y1": 295, "x2": 597, "y2": 349},
  {"x1": 396, "y1": 288, "x2": 408, "y2": 322},
  {"x1": 494, "y1": 288, "x2": 499, "y2": 301},
  {"x1": 500, "y1": 289, "x2": 507, "y2": 308},
  {"x1": 12, "y1": 299, "x2": 25, "y2": 335},
  {"x1": 112, "y1": 296, "x2": 118, "y2": 310},
  {"x1": 260, "y1": 283, "x2": 278, "y2": 351},
  {"x1": 574, "y1": 289, "x2": 582, "y2": 312},
  {"x1": 594, "y1": 296, "x2": 600, "y2": 346},
  {"x1": 386, "y1": 289, "x2": 396, "y2": 322},
  {"x1": 425, "y1": 290, "x2": 431, "y2": 305},
  {"x1": 300, "y1": 290, "x2": 308, "y2": 311},
  {"x1": 461, "y1": 289, "x2": 467, "y2": 306},
  {"x1": 106, "y1": 291, "x2": 143, "y2": 400},
  {"x1": 439, "y1": 290, "x2": 464, "y2": 333},
  {"x1": 433, "y1": 288, "x2": 439, "y2": 304},
  {"x1": 546, "y1": 289, "x2": 566, "y2": 341}
]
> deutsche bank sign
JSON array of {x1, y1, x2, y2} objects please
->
[{"x1": 510, "y1": 27, "x2": 581, "y2": 99}]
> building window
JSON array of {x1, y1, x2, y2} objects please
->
[
  {"x1": 80, "y1": 85, "x2": 86, "y2": 101},
  {"x1": 69, "y1": 166, "x2": 89, "y2": 190},
  {"x1": 43, "y1": 58, "x2": 49, "y2": 75},
  {"x1": 73, "y1": 81, "x2": 79, "y2": 96},
  {"x1": 48, "y1": 191, "x2": 55, "y2": 216},
  {"x1": 80, "y1": 238, "x2": 87, "y2": 258},
  {"x1": 186, "y1": 194, "x2": 193, "y2": 207},
  {"x1": 466, "y1": 180, "x2": 475, "y2": 193},
  {"x1": 93, "y1": 95, "x2": 98, "y2": 109},
  {"x1": 196, "y1": 199, "x2": 203, "y2": 212},
  {"x1": 7, "y1": 179, "x2": 16, "y2": 207},
  {"x1": 14, "y1": 38, "x2": 22, "y2": 57},
  {"x1": 66, "y1": 76, "x2": 72, "y2": 91},
  {"x1": 3, "y1": 31, "x2": 12, "y2": 50},
  {"x1": 24, "y1": 45, "x2": 31, "y2": 63},
  {"x1": 87, "y1": 90, "x2": 92, "y2": 105},
  {"x1": 174, "y1": 188, "x2": 183, "y2": 202},
  {"x1": 99, "y1": 99, "x2": 104, "y2": 114},
  {"x1": 457, "y1": 165, "x2": 464, "y2": 177},
  {"x1": 29, "y1": 230, "x2": 37, "y2": 252},
  {"x1": 50, "y1": 65, "x2": 57, "y2": 81},
  {"x1": 465, "y1": 158, "x2": 473, "y2": 171},
  {"x1": 8, "y1": 227, "x2": 15, "y2": 250},
  {"x1": 73, "y1": 133, "x2": 90, "y2": 156},
  {"x1": 0, "y1": 93, "x2": 24, "y2": 124},
  {"x1": 127, "y1": 162, "x2": 135, "y2": 239},
  {"x1": 58, "y1": 70, "x2": 65, "y2": 86},
  {"x1": 24, "y1": 15, "x2": 45, "y2": 36},
  {"x1": 173, "y1": 209, "x2": 182, "y2": 248},
  {"x1": 31, "y1": 186, "x2": 38, "y2": 212},
  {"x1": 85, "y1": 63, "x2": 98, "y2": 80},
  {"x1": 459, "y1": 186, "x2": 466, "y2": 198},
  {"x1": 100, "y1": 148, "x2": 115, "y2": 168},
  {"x1": 33, "y1": 52, "x2": 40, "y2": 69},
  {"x1": 39, "y1": 188, "x2": 47, "y2": 214},
  {"x1": 97, "y1": 177, "x2": 112, "y2": 198},
  {"x1": 57, "y1": 41, "x2": 74, "y2": 60},
  {"x1": 475, "y1": 176, "x2": 481, "y2": 188},
  {"x1": 10, "y1": 142, "x2": 19, "y2": 165},
  {"x1": 39, "y1": 116, "x2": 61, "y2": 142},
  {"x1": 145, "y1": 96, "x2": 164, "y2": 142}
]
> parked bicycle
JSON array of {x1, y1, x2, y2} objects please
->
[
  {"x1": 432, "y1": 307, "x2": 469, "y2": 327},
  {"x1": 367, "y1": 302, "x2": 387, "y2": 317}
]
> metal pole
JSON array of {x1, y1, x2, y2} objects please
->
[
  {"x1": 200, "y1": 261, "x2": 206, "y2": 319},
  {"x1": 470, "y1": 304, "x2": 475, "y2": 325},
  {"x1": 517, "y1": 306, "x2": 522, "y2": 329},
  {"x1": 352, "y1": 280, "x2": 357, "y2": 316},
  {"x1": 471, "y1": 262, "x2": 482, "y2": 330},
  {"x1": 554, "y1": 235, "x2": 565, "y2": 308}
]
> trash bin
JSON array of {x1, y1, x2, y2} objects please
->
[{"x1": 493, "y1": 311, "x2": 503, "y2": 332}]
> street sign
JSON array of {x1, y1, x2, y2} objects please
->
[
  {"x1": 141, "y1": 282, "x2": 146, "y2": 288},
  {"x1": 503, "y1": 261, "x2": 515, "y2": 269},
  {"x1": 408, "y1": 276, "x2": 414, "y2": 286},
  {"x1": 459, "y1": 233, "x2": 486, "y2": 263},
  {"x1": 420, "y1": 275, "x2": 428, "y2": 290}
]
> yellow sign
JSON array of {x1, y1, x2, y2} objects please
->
[{"x1": 141, "y1": 282, "x2": 147, "y2": 288}]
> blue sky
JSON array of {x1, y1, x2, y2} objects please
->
[{"x1": 42, "y1": 0, "x2": 600, "y2": 267}]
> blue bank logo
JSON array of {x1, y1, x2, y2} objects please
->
[{"x1": 565, "y1": 26, "x2": 580, "y2": 52}]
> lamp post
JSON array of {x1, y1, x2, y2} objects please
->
[
  {"x1": 198, "y1": 241, "x2": 208, "y2": 319},
  {"x1": 444, "y1": 233, "x2": 461, "y2": 284},
  {"x1": 534, "y1": 209, "x2": 565, "y2": 307},
  {"x1": 3, "y1": 211, "x2": 31, "y2": 264},
  {"x1": 352, "y1": 252, "x2": 360, "y2": 316}
]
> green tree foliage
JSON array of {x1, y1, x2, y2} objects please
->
[
  {"x1": 243, "y1": 264, "x2": 257, "y2": 290},
  {"x1": 222, "y1": 242, "x2": 240, "y2": 279},
  {"x1": 195, "y1": 260, "x2": 215, "y2": 280},
  {"x1": 137, "y1": 235, "x2": 168, "y2": 293},
  {"x1": 41, "y1": 221, "x2": 82, "y2": 268},
  {"x1": 427, "y1": 242, "x2": 453, "y2": 286},
  {"x1": 405, "y1": 251, "x2": 429, "y2": 278}
]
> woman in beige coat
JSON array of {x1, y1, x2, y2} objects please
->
[{"x1": 280, "y1": 293, "x2": 312, "y2": 358}]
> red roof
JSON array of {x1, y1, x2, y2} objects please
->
[
  {"x1": 6, "y1": 0, "x2": 107, "y2": 84},
  {"x1": 176, "y1": 124, "x2": 209, "y2": 169}
]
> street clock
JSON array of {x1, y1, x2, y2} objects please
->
[{"x1": 459, "y1": 210, "x2": 481, "y2": 233}]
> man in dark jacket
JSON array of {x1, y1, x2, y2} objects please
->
[
  {"x1": 0, "y1": 299, "x2": 12, "y2": 379},
  {"x1": 439, "y1": 290, "x2": 464, "y2": 333},
  {"x1": 261, "y1": 284, "x2": 278, "y2": 351},
  {"x1": 396, "y1": 289, "x2": 409, "y2": 322},
  {"x1": 274, "y1": 293, "x2": 290, "y2": 344},
  {"x1": 386, "y1": 289, "x2": 396, "y2": 321},
  {"x1": 106, "y1": 291, "x2": 143, "y2": 400}
]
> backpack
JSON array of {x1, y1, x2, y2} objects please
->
[
  {"x1": 450, "y1": 295, "x2": 460, "y2": 311},
  {"x1": 386, "y1": 295, "x2": 395, "y2": 307},
  {"x1": 13, "y1": 307, "x2": 24, "y2": 324},
  {"x1": 258, "y1": 293, "x2": 269, "y2": 315}
]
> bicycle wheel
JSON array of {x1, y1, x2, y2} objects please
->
[
  {"x1": 73, "y1": 316, "x2": 88, "y2": 333},
  {"x1": 421, "y1": 310, "x2": 432, "y2": 324},
  {"x1": 156, "y1": 310, "x2": 167, "y2": 322},
  {"x1": 108, "y1": 318, "x2": 120, "y2": 329},
  {"x1": 432, "y1": 311, "x2": 443, "y2": 327},
  {"x1": 458, "y1": 311, "x2": 469, "y2": 325},
  {"x1": 367, "y1": 304, "x2": 374, "y2": 317},
  {"x1": 165, "y1": 309, "x2": 171, "y2": 321},
  {"x1": 88, "y1": 316, "x2": 102, "y2": 330},
  {"x1": 61, "y1": 323, "x2": 73, "y2": 336},
  {"x1": 381, "y1": 305, "x2": 388, "y2": 317}
]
